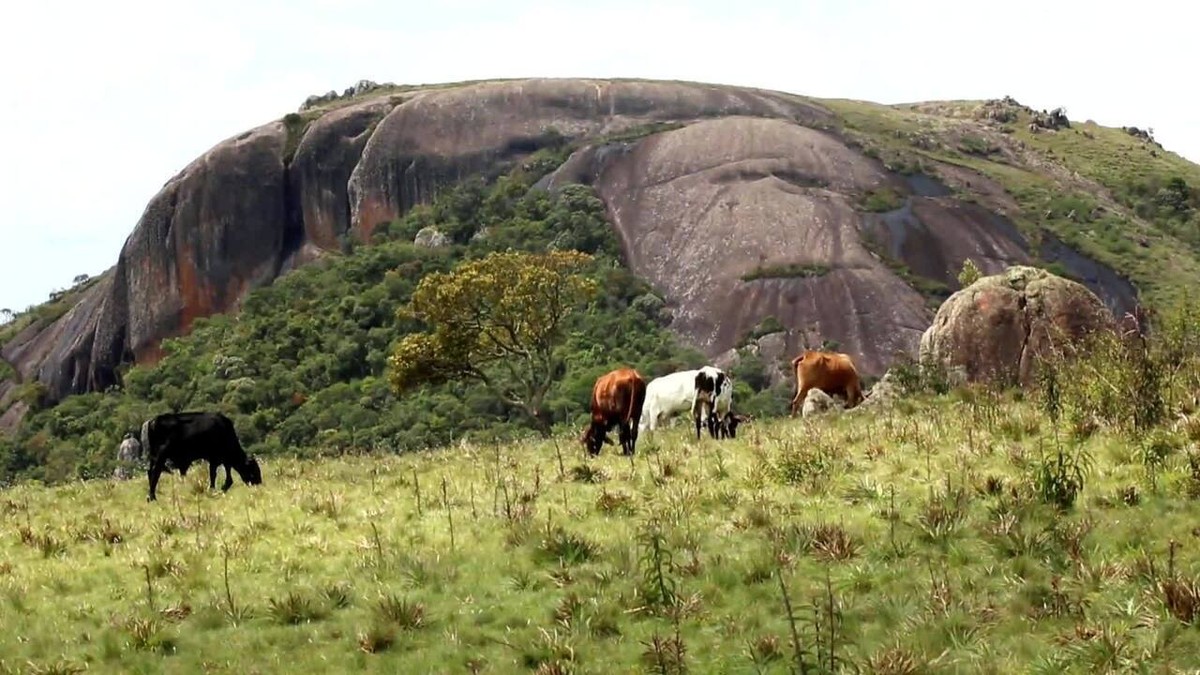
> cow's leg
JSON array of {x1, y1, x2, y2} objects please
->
[
  {"x1": 222, "y1": 465, "x2": 234, "y2": 491},
  {"x1": 147, "y1": 456, "x2": 169, "y2": 502},
  {"x1": 790, "y1": 385, "x2": 811, "y2": 417},
  {"x1": 209, "y1": 461, "x2": 219, "y2": 489}
]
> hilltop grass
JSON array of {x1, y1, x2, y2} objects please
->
[
  {"x1": 0, "y1": 274, "x2": 103, "y2": 349},
  {"x1": 5, "y1": 392, "x2": 1200, "y2": 673},
  {"x1": 821, "y1": 97, "x2": 1200, "y2": 313}
]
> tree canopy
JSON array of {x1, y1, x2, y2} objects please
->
[{"x1": 389, "y1": 250, "x2": 598, "y2": 433}]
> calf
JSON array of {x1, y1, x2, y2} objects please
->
[
  {"x1": 718, "y1": 412, "x2": 752, "y2": 439},
  {"x1": 142, "y1": 411, "x2": 263, "y2": 502},
  {"x1": 581, "y1": 367, "x2": 647, "y2": 456},
  {"x1": 788, "y1": 349, "x2": 865, "y2": 417}
]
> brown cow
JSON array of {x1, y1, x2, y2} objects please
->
[
  {"x1": 788, "y1": 350, "x2": 865, "y2": 417},
  {"x1": 581, "y1": 367, "x2": 647, "y2": 456}
]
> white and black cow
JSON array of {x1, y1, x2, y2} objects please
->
[
  {"x1": 142, "y1": 411, "x2": 262, "y2": 502},
  {"x1": 639, "y1": 366, "x2": 734, "y2": 440},
  {"x1": 692, "y1": 366, "x2": 733, "y2": 440}
]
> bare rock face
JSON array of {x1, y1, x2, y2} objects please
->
[
  {"x1": 289, "y1": 100, "x2": 392, "y2": 251},
  {"x1": 0, "y1": 78, "x2": 1142, "y2": 431},
  {"x1": 546, "y1": 116, "x2": 935, "y2": 376},
  {"x1": 918, "y1": 265, "x2": 1116, "y2": 386},
  {"x1": 347, "y1": 79, "x2": 831, "y2": 239}
]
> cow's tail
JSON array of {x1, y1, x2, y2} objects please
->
[
  {"x1": 625, "y1": 383, "x2": 639, "y2": 423},
  {"x1": 139, "y1": 419, "x2": 152, "y2": 461},
  {"x1": 626, "y1": 375, "x2": 646, "y2": 425}
]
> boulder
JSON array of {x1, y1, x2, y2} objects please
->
[
  {"x1": 802, "y1": 388, "x2": 841, "y2": 418},
  {"x1": 414, "y1": 226, "x2": 450, "y2": 248},
  {"x1": 918, "y1": 265, "x2": 1115, "y2": 387},
  {"x1": 855, "y1": 369, "x2": 903, "y2": 412}
]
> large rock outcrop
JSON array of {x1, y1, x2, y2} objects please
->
[
  {"x1": 0, "y1": 78, "x2": 1141, "y2": 430},
  {"x1": 918, "y1": 265, "x2": 1116, "y2": 386}
]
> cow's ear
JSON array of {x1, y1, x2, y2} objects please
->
[{"x1": 603, "y1": 436, "x2": 616, "y2": 445}]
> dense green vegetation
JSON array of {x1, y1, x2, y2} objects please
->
[{"x1": 1, "y1": 163, "x2": 804, "y2": 486}]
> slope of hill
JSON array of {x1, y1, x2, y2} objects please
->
[
  {"x1": 5, "y1": 78, "x2": 1198, "y2": 431},
  {"x1": 4, "y1": 395, "x2": 1200, "y2": 673}
]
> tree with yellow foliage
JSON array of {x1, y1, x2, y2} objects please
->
[{"x1": 388, "y1": 250, "x2": 598, "y2": 434}]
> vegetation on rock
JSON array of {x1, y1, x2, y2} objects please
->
[{"x1": 740, "y1": 263, "x2": 831, "y2": 282}]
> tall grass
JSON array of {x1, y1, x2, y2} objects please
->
[{"x1": 4, "y1": 312, "x2": 1200, "y2": 671}]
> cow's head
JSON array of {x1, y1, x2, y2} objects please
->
[
  {"x1": 238, "y1": 456, "x2": 263, "y2": 486},
  {"x1": 580, "y1": 423, "x2": 614, "y2": 456}
]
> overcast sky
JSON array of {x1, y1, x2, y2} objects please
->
[{"x1": 2, "y1": 0, "x2": 1197, "y2": 316}]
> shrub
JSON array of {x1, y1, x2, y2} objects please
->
[
  {"x1": 741, "y1": 264, "x2": 830, "y2": 282},
  {"x1": 859, "y1": 187, "x2": 905, "y2": 212}
]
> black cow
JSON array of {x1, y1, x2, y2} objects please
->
[{"x1": 142, "y1": 412, "x2": 262, "y2": 502}]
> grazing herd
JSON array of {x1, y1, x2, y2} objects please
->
[
  {"x1": 128, "y1": 348, "x2": 865, "y2": 502},
  {"x1": 582, "y1": 348, "x2": 864, "y2": 457}
]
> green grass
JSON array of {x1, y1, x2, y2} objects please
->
[
  {"x1": 5, "y1": 391, "x2": 1200, "y2": 673},
  {"x1": 858, "y1": 187, "x2": 906, "y2": 213},
  {"x1": 740, "y1": 263, "x2": 831, "y2": 282}
]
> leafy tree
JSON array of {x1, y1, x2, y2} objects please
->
[{"x1": 388, "y1": 250, "x2": 599, "y2": 434}]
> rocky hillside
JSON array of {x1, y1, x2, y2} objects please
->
[{"x1": 4, "y1": 78, "x2": 1199, "y2": 429}]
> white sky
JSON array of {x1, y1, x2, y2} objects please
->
[{"x1": 1, "y1": 0, "x2": 1198, "y2": 316}]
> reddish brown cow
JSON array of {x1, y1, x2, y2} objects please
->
[
  {"x1": 581, "y1": 367, "x2": 647, "y2": 456},
  {"x1": 788, "y1": 350, "x2": 865, "y2": 417}
]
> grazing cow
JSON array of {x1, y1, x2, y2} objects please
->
[
  {"x1": 142, "y1": 412, "x2": 263, "y2": 502},
  {"x1": 788, "y1": 350, "x2": 865, "y2": 417},
  {"x1": 638, "y1": 366, "x2": 735, "y2": 440},
  {"x1": 639, "y1": 369, "x2": 701, "y2": 433},
  {"x1": 582, "y1": 367, "x2": 647, "y2": 456},
  {"x1": 692, "y1": 366, "x2": 733, "y2": 439}
]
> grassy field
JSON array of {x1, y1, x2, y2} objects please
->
[{"x1": 4, "y1": 390, "x2": 1200, "y2": 674}]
